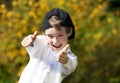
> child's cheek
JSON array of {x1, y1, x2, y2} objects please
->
[
  {"x1": 62, "y1": 38, "x2": 67, "y2": 44},
  {"x1": 47, "y1": 39, "x2": 53, "y2": 45}
]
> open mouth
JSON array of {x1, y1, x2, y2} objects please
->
[{"x1": 53, "y1": 44, "x2": 62, "y2": 49}]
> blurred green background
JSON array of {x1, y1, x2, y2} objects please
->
[{"x1": 0, "y1": 0, "x2": 120, "y2": 83}]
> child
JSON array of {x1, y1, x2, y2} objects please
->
[{"x1": 18, "y1": 8, "x2": 78, "y2": 83}]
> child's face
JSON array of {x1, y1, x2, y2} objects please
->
[{"x1": 45, "y1": 27, "x2": 71, "y2": 52}]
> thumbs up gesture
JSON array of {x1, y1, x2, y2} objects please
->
[
  {"x1": 57, "y1": 44, "x2": 70, "y2": 64},
  {"x1": 21, "y1": 31, "x2": 38, "y2": 47}
]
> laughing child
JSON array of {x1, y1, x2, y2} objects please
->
[{"x1": 18, "y1": 8, "x2": 78, "y2": 83}]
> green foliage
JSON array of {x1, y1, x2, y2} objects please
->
[{"x1": 0, "y1": 0, "x2": 120, "y2": 83}]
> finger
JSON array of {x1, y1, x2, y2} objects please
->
[
  {"x1": 21, "y1": 37, "x2": 28, "y2": 47},
  {"x1": 33, "y1": 31, "x2": 38, "y2": 40},
  {"x1": 62, "y1": 44, "x2": 70, "y2": 52},
  {"x1": 57, "y1": 56, "x2": 68, "y2": 64},
  {"x1": 60, "y1": 51, "x2": 67, "y2": 57},
  {"x1": 22, "y1": 40, "x2": 28, "y2": 47},
  {"x1": 21, "y1": 41, "x2": 25, "y2": 47},
  {"x1": 21, "y1": 35, "x2": 33, "y2": 47},
  {"x1": 57, "y1": 56, "x2": 64, "y2": 62}
]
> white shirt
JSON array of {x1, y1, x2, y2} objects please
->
[{"x1": 18, "y1": 35, "x2": 78, "y2": 83}]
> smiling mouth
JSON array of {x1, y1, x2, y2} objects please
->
[{"x1": 53, "y1": 44, "x2": 62, "y2": 48}]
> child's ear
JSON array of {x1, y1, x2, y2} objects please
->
[{"x1": 67, "y1": 28, "x2": 73, "y2": 37}]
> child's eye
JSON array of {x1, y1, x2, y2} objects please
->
[
  {"x1": 58, "y1": 35, "x2": 63, "y2": 37},
  {"x1": 47, "y1": 35, "x2": 53, "y2": 38}
]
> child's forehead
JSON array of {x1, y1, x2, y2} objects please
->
[{"x1": 45, "y1": 27, "x2": 66, "y2": 34}]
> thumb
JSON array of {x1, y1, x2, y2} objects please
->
[
  {"x1": 33, "y1": 31, "x2": 38, "y2": 40},
  {"x1": 62, "y1": 44, "x2": 70, "y2": 52}
]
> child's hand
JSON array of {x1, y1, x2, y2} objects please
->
[
  {"x1": 21, "y1": 31, "x2": 38, "y2": 47},
  {"x1": 57, "y1": 44, "x2": 70, "y2": 64}
]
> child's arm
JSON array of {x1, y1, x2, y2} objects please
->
[
  {"x1": 21, "y1": 31, "x2": 38, "y2": 47},
  {"x1": 57, "y1": 44, "x2": 78, "y2": 76}
]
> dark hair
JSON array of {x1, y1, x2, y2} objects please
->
[{"x1": 43, "y1": 8, "x2": 75, "y2": 40}]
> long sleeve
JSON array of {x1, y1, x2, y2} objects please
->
[
  {"x1": 25, "y1": 35, "x2": 47, "y2": 59},
  {"x1": 61, "y1": 49, "x2": 78, "y2": 77},
  {"x1": 18, "y1": 35, "x2": 48, "y2": 83}
]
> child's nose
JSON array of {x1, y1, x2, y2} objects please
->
[{"x1": 53, "y1": 37, "x2": 59, "y2": 44}]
